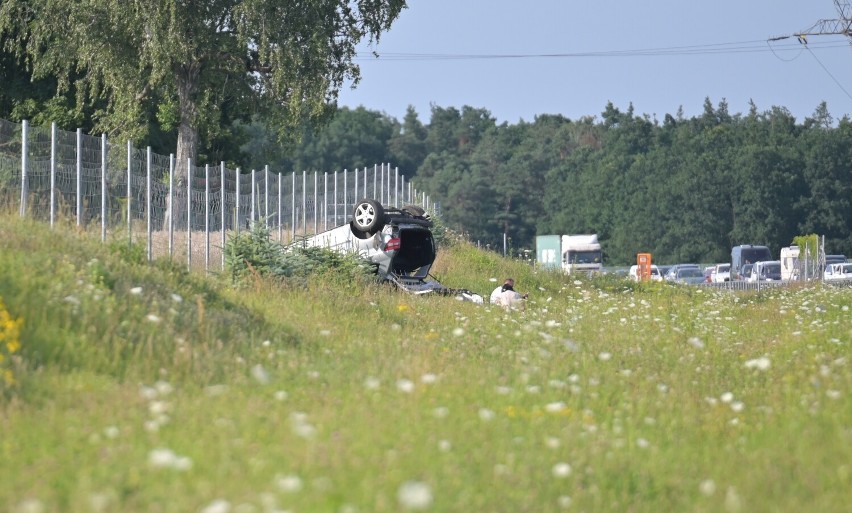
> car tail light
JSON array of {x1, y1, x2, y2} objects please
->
[{"x1": 385, "y1": 238, "x2": 401, "y2": 251}]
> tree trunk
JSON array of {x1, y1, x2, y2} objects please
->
[{"x1": 166, "y1": 62, "x2": 200, "y2": 231}]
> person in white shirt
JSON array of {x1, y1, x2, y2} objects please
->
[{"x1": 489, "y1": 278, "x2": 528, "y2": 310}]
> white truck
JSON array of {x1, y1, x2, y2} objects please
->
[{"x1": 536, "y1": 234, "x2": 602, "y2": 274}]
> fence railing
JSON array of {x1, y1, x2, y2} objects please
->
[{"x1": 0, "y1": 118, "x2": 431, "y2": 272}]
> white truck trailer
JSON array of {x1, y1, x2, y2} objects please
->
[{"x1": 536, "y1": 234, "x2": 603, "y2": 274}]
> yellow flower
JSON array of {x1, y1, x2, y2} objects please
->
[
  {"x1": 2, "y1": 369, "x2": 14, "y2": 386},
  {"x1": 6, "y1": 339, "x2": 20, "y2": 354}
]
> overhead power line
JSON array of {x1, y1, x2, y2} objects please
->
[
  {"x1": 769, "y1": 0, "x2": 852, "y2": 103},
  {"x1": 355, "y1": 39, "x2": 847, "y2": 62}
]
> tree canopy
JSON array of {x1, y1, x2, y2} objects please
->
[{"x1": 0, "y1": 0, "x2": 407, "y2": 174}]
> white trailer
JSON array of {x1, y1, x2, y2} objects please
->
[{"x1": 780, "y1": 245, "x2": 800, "y2": 281}]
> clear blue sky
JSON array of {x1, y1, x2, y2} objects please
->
[{"x1": 337, "y1": 0, "x2": 852, "y2": 124}]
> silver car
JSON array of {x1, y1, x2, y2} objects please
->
[{"x1": 302, "y1": 199, "x2": 483, "y2": 302}]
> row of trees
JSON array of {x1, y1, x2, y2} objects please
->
[
  {"x1": 246, "y1": 99, "x2": 850, "y2": 266},
  {"x1": 2, "y1": 2, "x2": 850, "y2": 264}
]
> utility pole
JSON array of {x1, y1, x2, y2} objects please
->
[{"x1": 770, "y1": 1, "x2": 852, "y2": 43}]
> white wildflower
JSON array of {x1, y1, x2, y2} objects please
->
[
  {"x1": 130, "y1": 287, "x2": 143, "y2": 295},
  {"x1": 552, "y1": 462, "x2": 572, "y2": 478},
  {"x1": 148, "y1": 448, "x2": 177, "y2": 468},
  {"x1": 699, "y1": 479, "x2": 717, "y2": 496},
  {"x1": 744, "y1": 356, "x2": 770, "y2": 371},
  {"x1": 275, "y1": 474, "x2": 304, "y2": 493},
  {"x1": 397, "y1": 481, "x2": 433, "y2": 510},
  {"x1": 200, "y1": 499, "x2": 230, "y2": 513},
  {"x1": 687, "y1": 337, "x2": 705, "y2": 349},
  {"x1": 545, "y1": 402, "x2": 566, "y2": 413},
  {"x1": 478, "y1": 408, "x2": 495, "y2": 421},
  {"x1": 251, "y1": 364, "x2": 270, "y2": 384}
]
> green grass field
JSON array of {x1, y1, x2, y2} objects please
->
[{"x1": 1, "y1": 215, "x2": 850, "y2": 513}]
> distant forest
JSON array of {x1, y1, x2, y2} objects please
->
[
  {"x1": 4, "y1": 85, "x2": 851, "y2": 264},
  {"x1": 243, "y1": 99, "x2": 852, "y2": 265}
]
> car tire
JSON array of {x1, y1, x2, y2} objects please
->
[{"x1": 352, "y1": 199, "x2": 385, "y2": 234}]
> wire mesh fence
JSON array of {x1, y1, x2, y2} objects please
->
[{"x1": 0, "y1": 118, "x2": 430, "y2": 273}]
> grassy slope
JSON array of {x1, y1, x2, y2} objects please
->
[{"x1": 1, "y1": 215, "x2": 850, "y2": 513}]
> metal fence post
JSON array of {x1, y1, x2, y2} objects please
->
[
  {"x1": 19, "y1": 120, "x2": 28, "y2": 217},
  {"x1": 49, "y1": 123, "x2": 56, "y2": 227},
  {"x1": 235, "y1": 167, "x2": 240, "y2": 236},
  {"x1": 323, "y1": 172, "x2": 328, "y2": 231},
  {"x1": 313, "y1": 171, "x2": 318, "y2": 235},
  {"x1": 302, "y1": 170, "x2": 307, "y2": 235},
  {"x1": 250, "y1": 169, "x2": 256, "y2": 226},
  {"x1": 290, "y1": 171, "x2": 296, "y2": 241},
  {"x1": 205, "y1": 164, "x2": 210, "y2": 272},
  {"x1": 343, "y1": 169, "x2": 348, "y2": 222},
  {"x1": 76, "y1": 128, "x2": 81, "y2": 226},
  {"x1": 147, "y1": 147, "x2": 152, "y2": 261},
  {"x1": 187, "y1": 157, "x2": 192, "y2": 270},
  {"x1": 220, "y1": 162, "x2": 226, "y2": 270},
  {"x1": 168, "y1": 155, "x2": 174, "y2": 257},
  {"x1": 101, "y1": 133, "x2": 107, "y2": 242},
  {"x1": 333, "y1": 171, "x2": 338, "y2": 226},
  {"x1": 278, "y1": 172, "x2": 283, "y2": 241},
  {"x1": 264, "y1": 165, "x2": 269, "y2": 227},
  {"x1": 127, "y1": 141, "x2": 132, "y2": 245}
]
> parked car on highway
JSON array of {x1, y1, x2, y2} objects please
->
[
  {"x1": 673, "y1": 267, "x2": 707, "y2": 285},
  {"x1": 749, "y1": 261, "x2": 782, "y2": 282},
  {"x1": 824, "y1": 262, "x2": 852, "y2": 281},
  {"x1": 712, "y1": 263, "x2": 731, "y2": 283},
  {"x1": 628, "y1": 264, "x2": 663, "y2": 282},
  {"x1": 664, "y1": 264, "x2": 700, "y2": 282},
  {"x1": 739, "y1": 263, "x2": 754, "y2": 282}
]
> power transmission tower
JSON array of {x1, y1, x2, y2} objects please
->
[{"x1": 770, "y1": 1, "x2": 852, "y2": 43}]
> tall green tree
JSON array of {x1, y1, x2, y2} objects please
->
[
  {"x1": 388, "y1": 106, "x2": 428, "y2": 176},
  {"x1": 0, "y1": 0, "x2": 407, "y2": 177}
]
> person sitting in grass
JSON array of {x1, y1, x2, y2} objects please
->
[{"x1": 490, "y1": 278, "x2": 528, "y2": 310}]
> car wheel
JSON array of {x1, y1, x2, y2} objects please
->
[{"x1": 352, "y1": 199, "x2": 385, "y2": 234}]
